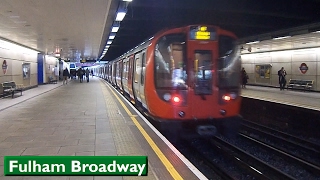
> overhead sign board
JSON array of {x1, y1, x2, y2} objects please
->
[{"x1": 189, "y1": 26, "x2": 216, "y2": 40}]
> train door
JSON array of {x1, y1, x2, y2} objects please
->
[
  {"x1": 109, "y1": 64, "x2": 112, "y2": 82},
  {"x1": 116, "y1": 60, "x2": 123, "y2": 91},
  {"x1": 105, "y1": 65, "x2": 108, "y2": 80},
  {"x1": 122, "y1": 58, "x2": 129, "y2": 96},
  {"x1": 112, "y1": 62, "x2": 117, "y2": 86},
  {"x1": 139, "y1": 51, "x2": 147, "y2": 109},
  {"x1": 119, "y1": 59, "x2": 123, "y2": 93},
  {"x1": 133, "y1": 52, "x2": 142, "y2": 104},
  {"x1": 127, "y1": 55, "x2": 135, "y2": 103},
  {"x1": 133, "y1": 51, "x2": 147, "y2": 108},
  {"x1": 188, "y1": 42, "x2": 217, "y2": 118}
]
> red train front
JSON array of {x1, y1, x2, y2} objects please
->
[{"x1": 101, "y1": 25, "x2": 242, "y2": 136}]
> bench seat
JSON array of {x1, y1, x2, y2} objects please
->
[
  {"x1": 1, "y1": 81, "x2": 24, "y2": 98},
  {"x1": 287, "y1": 79, "x2": 313, "y2": 91},
  {"x1": 48, "y1": 76, "x2": 57, "y2": 84}
]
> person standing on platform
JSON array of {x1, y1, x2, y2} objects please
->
[
  {"x1": 91, "y1": 69, "x2": 94, "y2": 77},
  {"x1": 62, "y1": 67, "x2": 70, "y2": 85},
  {"x1": 278, "y1": 67, "x2": 287, "y2": 90},
  {"x1": 241, "y1": 67, "x2": 249, "y2": 88},
  {"x1": 85, "y1": 68, "x2": 90, "y2": 82},
  {"x1": 78, "y1": 67, "x2": 84, "y2": 83}
]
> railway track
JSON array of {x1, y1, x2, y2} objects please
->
[
  {"x1": 178, "y1": 134, "x2": 295, "y2": 179},
  {"x1": 240, "y1": 120, "x2": 320, "y2": 167},
  {"x1": 174, "y1": 119, "x2": 320, "y2": 180}
]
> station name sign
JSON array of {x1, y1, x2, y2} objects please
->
[{"x1": 4, "y1": 156, "x2": 147, "y2": 176}]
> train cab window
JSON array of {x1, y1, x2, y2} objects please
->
[
  {"x1": 154, "y1": 34, "x2": 187, "y2": 89},
  {"x1": 218, "y1": 35, "x2": 241, "y2": 88}
]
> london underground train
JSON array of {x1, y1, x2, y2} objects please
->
[{"x1": 99, "y1": 25, "x2": 242, "y2": 136}]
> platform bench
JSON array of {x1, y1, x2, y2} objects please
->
[
  {"x1": 1, "y1": 81, "x2": 24, "y2": 98},
  {"x1": 287, "y1": 79, "x2": 313, "y2": 90},
  {"x1": 48, "y1": 76, "x2": 57, "y2": 84}
]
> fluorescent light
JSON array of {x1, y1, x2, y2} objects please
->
[
  {"x1": 246, "y1": 41, "x2": 260, "y2": 45},
  {"x1": 115, "y1": 12, "x2": 126, "y2": 21},
  {"x1": 111, "y1": 26, "x2": 119, "y2": 32},
  {"x1": 273, "y1": 36, "x2": 291, "y2": 40},
  {"x1": 123, "y1": 0, "x2": 132, "y2": 1},
  {"x1": 109, "y1": 35, "x2": 115, "y2": 39},
  {"x1": 107, "y1": 40, "x2": 112, "y2": 45}
]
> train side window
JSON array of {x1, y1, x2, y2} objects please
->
[{"x1": 141, "y1": 52, "x2": 145, "y2": 85}]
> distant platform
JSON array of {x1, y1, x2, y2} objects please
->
[{"x1": 241, "y1": 85, "x2": 320, "y2": 111}]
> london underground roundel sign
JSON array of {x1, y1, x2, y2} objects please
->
[{"x1": 299, "y1": 63, "x2": 308, "y2": 74}]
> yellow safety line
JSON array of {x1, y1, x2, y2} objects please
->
[{"x1": 105, "y1": 84, "x2": 183, "y2": 180}]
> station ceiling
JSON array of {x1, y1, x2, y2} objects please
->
[{"x1": 0, "y1": 0, "x2": 320, "y2": 62}]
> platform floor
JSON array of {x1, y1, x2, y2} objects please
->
[
  {"x1": 0, "y1": 77, "x2": 204, "y2": 180},
  {"x1": 241, "y1": 85, "x2": 320, "y2": 111}
]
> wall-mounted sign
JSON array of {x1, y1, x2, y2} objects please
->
[
  {"x1": 299, "y1": 63, "x2": 308, "y2": 74},
  {"x1": 2, "y1": 60, "x2": 8, "y2": 74}
]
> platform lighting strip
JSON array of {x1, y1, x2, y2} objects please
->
[
  {"x1": 246, "y1": 41, "x2": 260, "y2": 44},
  {"x1": 0, "y1": 39, "x2": 40, "y2": 54},
  {"x1": 272, "y1": 36, "x2": 291, "y2": 40},
  {"x1": 100, "y1": 0, "x2": 131, "y2": 60}
]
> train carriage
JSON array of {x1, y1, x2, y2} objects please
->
[{"x1": 103, "y1": 25, "x2": 242, "y2": 136}]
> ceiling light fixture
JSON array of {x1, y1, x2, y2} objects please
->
[
  {"x1": 115, "y1": 11, "x2": 126, "y2": 21},
  {"x1": 109, "y1": 33, "x2": 116, "y2": 39},
  {"x1": 99, "y1": 0, "x2": 132, "y2": 60},
  {"x1": 111, "y1": 26, "x2": 119, "y2": 33}
]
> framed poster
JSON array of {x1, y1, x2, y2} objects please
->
[
  {"x1": 22, "y1": 63, "x2": 30, "y2": 79},
  {"x1": 255, "y1": 64, "x2": 271, "y2": 79}
]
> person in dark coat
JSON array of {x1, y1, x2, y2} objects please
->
[
  {"x1": 241, "y1": 67, "x2": 249, "y2": 88},
  {"x1": 62, "y1": 68, "x2": 70, "y2": 85},
  {"x1": 85, "y1": 68, "x2": 90, "y2": 82},
  {"x1": 278, "y1": 67, "x2": 287, "y2": 90},
  {"x1": 78, "y1": 67, "x2": 84, "y2": 83}
]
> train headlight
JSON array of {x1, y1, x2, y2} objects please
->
[
  {"x1": 229, "y1": 92, "x2": 237, "y2": 99},
  {"x1": 163, "y1": 93, "x2": 171, "y2": 101},
  {"x1": 222, "y1": 92, "x2": 237, "y2": 102},
  {"x1": 158, "y1": 90, "x2": 187, "y2": 106},
  {"x1": 222, "y1": 95, "x2": 231, "y2": 101}
]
